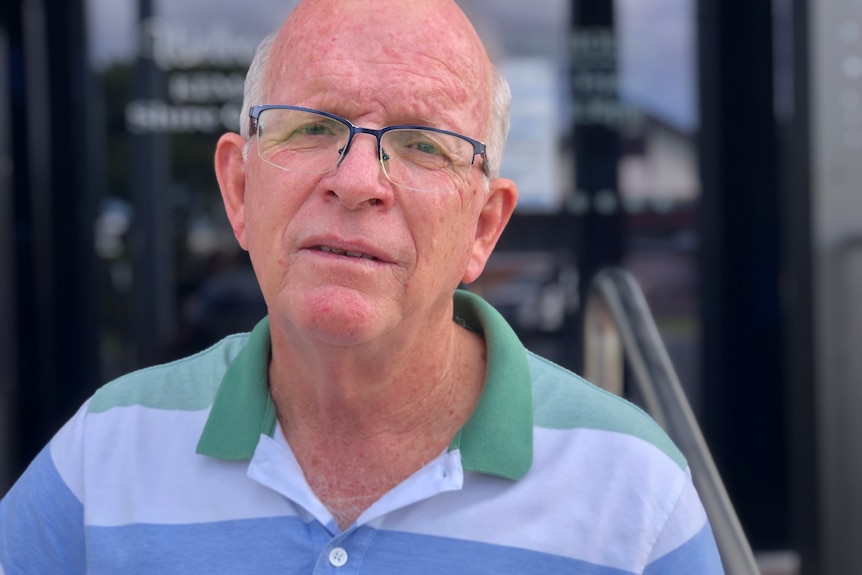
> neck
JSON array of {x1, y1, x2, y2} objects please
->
[
  {"x1": 267, "y1": 315, "x2": 486, "y2": 530},
  {"x1": 269, "y1": 314, "x2": 484, "y2": 437}
]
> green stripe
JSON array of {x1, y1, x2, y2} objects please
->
[
  {"x1": 87, "y1": 335, "x2": 250, "y2": 414},
  {"x1": 529, "y1": 353, "x2": 687, "y2": 469}
]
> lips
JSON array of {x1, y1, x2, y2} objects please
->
[
  {"x1": 314, "y1": 245, "x2": 379, "y2": 261},
  {"x1": 301, "y1": 235, "x2": 393, "y2": 264}
]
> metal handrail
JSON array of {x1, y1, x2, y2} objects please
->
[{"x1": 583, "y1": 267, "x2": 760, "y2": 575}]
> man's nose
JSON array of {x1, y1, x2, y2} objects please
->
[{"x1": 326, "y1": 133, "x2": 395, "y2": 209}]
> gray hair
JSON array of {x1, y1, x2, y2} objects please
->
[
  {"x1": 484, "y1": 67, "x2": 511, "y2": 179},
  {"x1": 239, "y1": 33, "x2": 511, "y2": 181},
  {"x1": 239, "y1": 33, "x2": 276, "y2": 157}
]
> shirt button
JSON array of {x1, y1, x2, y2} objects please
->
[{"x1": 329, "y1": 547, "x2": 349, "y2": 567}]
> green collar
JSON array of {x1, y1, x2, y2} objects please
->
[
  {"x1": 196, "y1": 317, "x2": 276, "y2": 459},
  {"x1": 196, "y1": 290, "x2": 533, "y2": 480}
]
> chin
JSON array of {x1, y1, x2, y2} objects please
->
[{"x1": 282, "y1": 285, "x2": 395, "y2": 346}]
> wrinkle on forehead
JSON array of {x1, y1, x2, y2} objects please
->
[{"x1": 265, "y1": 0, "x2": 491, "y2": 130}]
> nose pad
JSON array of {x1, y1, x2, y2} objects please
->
[
  {"x1": 333, "y1": 133, "x2": 381, "y2": 170},
  {"x1": 326, "y1": 133, "x2": 394, "y2": 208},
  {"x1": 334, "y1": 143, "x2": 351, "y2": 168}
]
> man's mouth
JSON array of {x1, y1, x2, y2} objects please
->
[{"x1": 313, "y1": 245, "x2": 379, "y2": 261}]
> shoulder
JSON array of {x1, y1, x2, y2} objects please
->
[
  {"x1": 87, "y1": 332, "x2": 252, "y2": 415},
  {"x1": 526, "y1": 351, "x2": 686, "y2": 469},
  {"x1": 38, "y1": 332, "x2": 257, "y2": 516},
  {"x1": 521, "y1": 353, "x2": 714, "y2": 571}
]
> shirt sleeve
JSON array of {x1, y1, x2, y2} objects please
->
[
  {"x1": 643, "y1": 467, "x2": 726, "y2": 574},
  {"x1": 0, "y1": 406, "x2": 89, "y2": 574}
]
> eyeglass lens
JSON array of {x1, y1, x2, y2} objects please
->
[{"x1": 255, "y1": 108, "x2": 475, "y2": 192}]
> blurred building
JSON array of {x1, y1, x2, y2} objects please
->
[{"x1": 1, "y1": 0, "x2": 859, "y2": 573}]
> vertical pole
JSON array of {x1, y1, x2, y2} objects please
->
[
  {"x1": 570, "y1": 1, "x2": 624, "y2": 372},
  {"x1": 698, "y1": 0, "x2": 789, "y2": 555},
  {"x1": 130, "y1": 0, "x2": 174, "y2": 366},
  {"x1": 0, "y1": 12, "x2": 16, "y2": 494}
]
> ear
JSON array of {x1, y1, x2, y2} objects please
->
[
  {"x1": 462, "y1": 177, "x2": 518, "y2": 284},
  {"x1": 215, "y1": 132, "x2": 249, "y2": 250}
]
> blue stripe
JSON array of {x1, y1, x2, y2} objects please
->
[
  {"x1": 3, "y1": 450, "x2": 718, "y2": 575},
  {"x1": 86, "y1": 516, "x2": 323, "y2": 574},
  {"x1": 83, "y1": 518, "x2": 640, "y2": 574},
  {"x1": 0, "y1": 447, "x2": 86, "y2": 574},
  {"x1": 644, "y1": 522, "x2": 725, "y2": 575},
  {"x1": 364, "y1": 530, "x2": 638, "y2": 575}
]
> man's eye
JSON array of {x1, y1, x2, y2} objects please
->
[
  {"x1": 414, "y1": 141, "x2": 443, "y2": 156},
  {"x1": 295, "y1": 123, "x2": 331, "y2": 136}
]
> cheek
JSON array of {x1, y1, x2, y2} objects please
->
[
  {"x1": 242, "y1": 178, "x2": 303, "y2": 281},
  {"x1": 245, "y1": 195, "x2": 286, "y2": 255},
  {"x1": 416, "y1": 194, "x2": 479, "y2": 273},
  {"x1": 245, "y1": 171, "x2": 310, "y2": 241}
]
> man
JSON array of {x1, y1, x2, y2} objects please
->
[{"x1": 0, "y1": 0, "x2": 724, "y2": 573}]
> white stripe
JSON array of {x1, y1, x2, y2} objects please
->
[
  {"x1": 49, "y1": 400, "x2": 93, "y2": 502},
  {"x1": 379, "y1": 427, "x2": 704, "y2": 573},
  {"x1": 64, "y1": 403, "x2": 708, "y2": 569},
  {"x1": 648, "y1": 465, "x2": 708, "y2": 560},
  {"x1": 80, "y1": 405, "x2": 294, "y2": 526}
]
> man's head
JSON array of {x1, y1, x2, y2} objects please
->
[
  {"x1": 215, "y1": 0, "x2": 518, "y2": 348},
  {"x1": 238, "y1": 17, "x2": 513, "y2": 182}
]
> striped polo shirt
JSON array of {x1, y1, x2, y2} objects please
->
[{"x1": 0, "y1": 290, "x2": 724, "y2": 574}]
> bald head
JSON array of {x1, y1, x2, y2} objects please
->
[
  {"x1": 278, "y1": 0, "x2": 490, "y2": 74},
  {"x1": 274, "y1": 1, "x2": 490, "y2": 127},
  {"x1": 240, "y1": 0, "x2": 511, "y2": 177}
]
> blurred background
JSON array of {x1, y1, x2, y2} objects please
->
[{"x1": 0, "y1": 0, "x2": 860, "y2": 573}]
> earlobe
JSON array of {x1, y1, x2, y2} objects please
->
[
  {"x1": 461, "y1": 177, "x2": 519, "y2": 284},
  {"x1": 215, "y1": 133, "x2": 249, "y2": 250}
]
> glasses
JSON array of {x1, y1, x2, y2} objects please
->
[{"x1": 248, "y1": 105, "x2": 487, "y2": 193}]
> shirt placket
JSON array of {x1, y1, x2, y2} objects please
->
[{"x1": 311, "y1": 525, "x2": 377, "y2": 574}]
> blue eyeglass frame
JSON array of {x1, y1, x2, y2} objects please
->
[{"x1": 248, "y1": 105, "x2": 489, "y2": 176}]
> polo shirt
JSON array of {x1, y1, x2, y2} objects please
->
[{"x1": 0, "y1": 290, "x2": 724, "y2": 574}]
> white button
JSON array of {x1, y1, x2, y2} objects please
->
[{"x1": 329, "y1": 547, "x2": 349, "y2": 567}]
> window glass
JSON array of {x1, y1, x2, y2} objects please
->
[
  {"x1": 616, "y1": 0, "x2": 702, "y2": 409},
  {"x1": 86, "y1": 0, "x2": 297, "y2": 377},
  {"x1": 86, "y1": 0, "x2": 701, "y2": 408}
]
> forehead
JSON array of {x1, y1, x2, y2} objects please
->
[{"x1": 264, "y1": 0, "x2": 490, "y2": 132}]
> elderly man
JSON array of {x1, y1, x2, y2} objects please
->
[{"x1": 0, "y1": 0, "x2": 724, "y2": 573}]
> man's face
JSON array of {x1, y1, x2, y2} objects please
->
[{"x1": 219, "y1": 0, "x2": 515, "y2": 349}]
